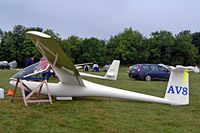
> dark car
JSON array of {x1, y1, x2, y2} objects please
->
[{"x1": 128, "y1": 64, "x2": 170, "y2": 81}]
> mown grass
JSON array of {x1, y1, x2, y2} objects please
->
[{"x1": 0, "y1": 67, "x2": 200, "y2": 133}]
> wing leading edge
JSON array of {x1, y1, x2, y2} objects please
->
[{"x1": 27, "y1": 31, "x2": 84, "y2": 86}]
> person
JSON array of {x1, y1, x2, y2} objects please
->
[
  {"x1": 24, "y1": 54, "x2": 35, "y2": 96},
  {"x1": 84, "y1": 65, "x2": 89, "y2": 72},
  {"x1": 24, "y1": 54, "x2": 35, "y2": 67},
  {"x1": 93, "y1": 64, "x2": 99, "y2": 72}
]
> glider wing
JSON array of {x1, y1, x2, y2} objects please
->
[{"x1": 27, "y1": 31, "x2": 84, "y2": 86}]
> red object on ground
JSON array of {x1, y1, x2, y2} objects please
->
[{"x1": 7, "y1": 89, "x2": 14, "y2": 96}]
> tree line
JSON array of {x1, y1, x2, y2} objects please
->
[{"x1": 0, "y1": 25, "x2": 200, "y2": 67}]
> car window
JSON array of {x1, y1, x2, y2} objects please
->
[
  {"x1": 149, "y1": 65, "x2": 158, "y2": 71},
  {"x1": 158, "y1": 66, "x2": 169, "y2": 72},
  {"x1": 141, "y1": 65, "x2": 149, "y2": 70},
  {"x1": 133, "y1": 65, "x2": 139, "y2": 69}
]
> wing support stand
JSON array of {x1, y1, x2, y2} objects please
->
[{"x1": 11, "y1": 78, "x2": 52, "y2": 107}]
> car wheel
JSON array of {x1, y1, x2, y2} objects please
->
[{"x1": 145, "y1": 75, "x2": 152, "y2": 81}]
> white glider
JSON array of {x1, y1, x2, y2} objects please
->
[
  {"x1": 79, "y1": 60, "x2": 120, "y2": 80},
  {"x1": 10, "y1": 31, "x2": 189, "y2": 105},
  {"x1": 75, "y1": 60, "x2": 120, "y2": 80}
]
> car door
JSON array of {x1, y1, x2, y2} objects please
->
[
  {"x1": 140, "y1": 65, "x2": 150, "y2": 78},
  {"x1": 158, "y1": 66, "x2": 170, "y2": 80},
  {"x1": 148, "y1": 65, "x2": 160, "y2": 79}
]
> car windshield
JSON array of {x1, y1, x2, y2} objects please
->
[{"x1": 158, "y1": 66, "x2": 169, "y2": 72}]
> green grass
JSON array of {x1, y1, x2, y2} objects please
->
[{"x1": 0, "y1": 68, "x2": 200, "y2": 133}]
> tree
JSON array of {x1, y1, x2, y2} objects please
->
[
  {"x1": 0, "y1": 29, "x2": 3, "y2": 41},
  {"x1": 106, "y1": 28, "x2": 145, "y2": 64},
  {"x1": 1, "y1": 25, "x2": 200, "y2": 67},
  {"x1": 192, "y1": 32, "x2": 200, "y2": 63},
  {"x1": 77, "y1": 37, "x2": 106, "y2": 65},
  {"x1": 65, "y1": 36, "x2": 82, "y2": 63},
  {"x1": 192, "y1": 32, "x2": 200, "y2": 52},
  {"x1": 106, "y1": 35, "x2": 119, "y2": 63},
  {"x1": 148, "y1": 31, "x2": 174, "y2": 64},
  {"x1": 0, "y1": 31, "x2": 16, "y2": 62},
  {"x1": 171, "y1": 30, "x2": 198, "y2": 65},
  {"x1": 12, "y1": 25, "x2": 27, "y2": 65},
  {"x1": 0, "y1": 25, "x2": 44, "y2": 67}
]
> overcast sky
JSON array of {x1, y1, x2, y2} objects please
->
[{"x1": 0, "y1": 0, "x2": 199, "y2": 39}]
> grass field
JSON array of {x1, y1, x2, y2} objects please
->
[{"x1": 0, "y1": 67, "x2": 200, "y2": 133}]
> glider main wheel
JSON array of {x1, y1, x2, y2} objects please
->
[{"x1": 145, "y1": 75, "x2": 152, "y2": 81}]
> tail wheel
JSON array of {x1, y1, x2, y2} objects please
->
[{"x1": 145, "y1": 75, "x2": 152, "y2": 81}]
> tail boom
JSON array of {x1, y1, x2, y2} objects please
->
[{"x1": 9, "y1": 79, "x2": 184, "y2": 105}]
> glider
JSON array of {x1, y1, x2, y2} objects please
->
[
  {"x1": 79, "y1": 60, "x2": 120, "y2": 80},
  {"x1": 10, "y1": 31, "x2": 189, "y2": 105}
]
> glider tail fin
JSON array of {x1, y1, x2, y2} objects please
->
[
  {"x1": 164, "y1": 67, "x2": 189, "y2": 105},
  {"x1": 104, "y1": 60, "x2": 120, "y2": 80}
]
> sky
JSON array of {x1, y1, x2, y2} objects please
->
[{"x1": 0, "y1": 0, "x2": 200, "y2": 39}]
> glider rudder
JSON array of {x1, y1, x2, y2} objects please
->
[
  {"x1": 164, "y1": 67, "x2": 189, "y2": 105},
  {"x1": 104, "y1": 60, "x2": 120, "y2": 80}
]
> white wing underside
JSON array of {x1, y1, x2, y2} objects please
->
[{"x1": 27, "y1": 31, "x2": 84, "y2": 86}]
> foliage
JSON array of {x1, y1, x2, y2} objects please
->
[
  {"x1": 107, "y1": 28, "x2": 146, "y2": 64},
  {"x1": 192, "y1": 32, "x2": 200, "y2": 52},
  {"x1": 171, "y1": 31, "x2": 198, "y2": 65},
  {"x1": 0, "y1": 26, "x2": 43, "y2": 67},
  {"x1": 65, "y1": 36, "x2": 82, "y2": 63},
  {"x1": 192, "y1": 32, "x2": 200, "y2": 64},
  {"x1": 148, "y1": 31, "x2": 174, "y2": 64},
  {"x1": 78, "y1": 38, "x2": 106, "y2": 65},
  {"x1": 0, "y1": 25, "x2": 200, "y2": 67}
]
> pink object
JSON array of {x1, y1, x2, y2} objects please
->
[{"x1": 37, "y1": 57, "x2": 49, "y2": 70}]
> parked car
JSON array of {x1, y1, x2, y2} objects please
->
[
  {"x1": 128, "y1": 64, "x2": 170, "y2": 81},
  {"x1": 0, "y1": 61, "x2": 10, "y2": 69}
]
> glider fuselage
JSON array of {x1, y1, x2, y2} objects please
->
[{"x1": 10, "y1": 79, "x2": 171, "y2": 105}]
